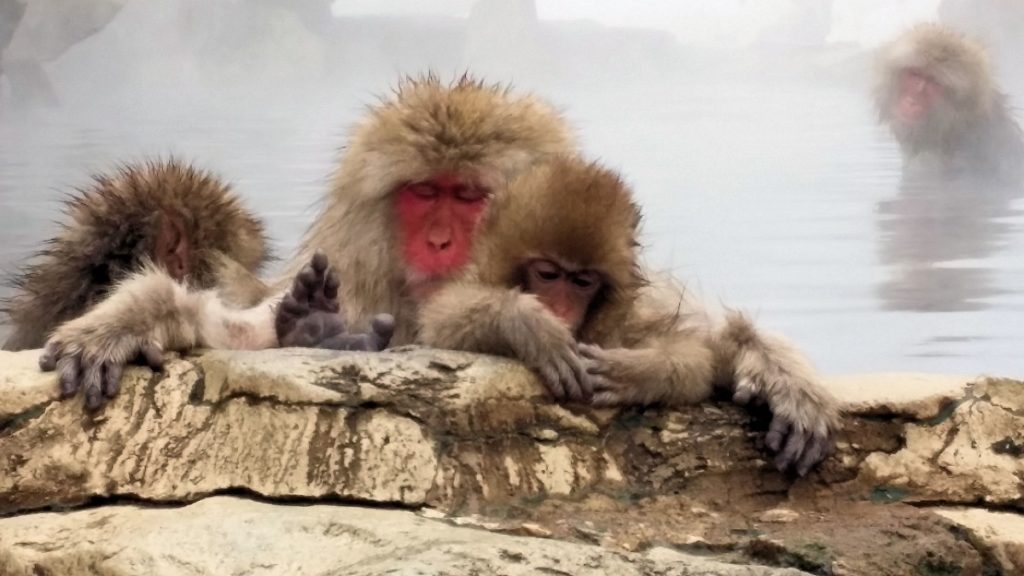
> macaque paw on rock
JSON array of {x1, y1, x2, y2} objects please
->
[
  {"x1": 275, "y1": 250, "x2": 394, "y2": 352},
  {"x1": 40, "y1": 325, "x2": 164, "y2": 411}
]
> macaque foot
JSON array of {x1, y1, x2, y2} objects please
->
[
  {"x1": 276, "y1": 250, "x2": 345, "y2": 347},
  {"x1": 276, "y1": 251, "x2": 394, "y2": 351},
  {"x1": 732, "y1": 376, "x2": 840, "y2": 477},
  {"x1": 40, "y1": 332, "x2": 164, "y2": 411}
]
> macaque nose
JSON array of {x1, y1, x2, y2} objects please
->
[{"x1": 428, "y1": 226, "x2": 452, "y2": 251}]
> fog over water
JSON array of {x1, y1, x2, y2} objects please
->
[{"x1": 1, "y1": 0, "x2": 1022, "y2": 376}]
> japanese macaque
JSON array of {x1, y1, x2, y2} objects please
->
[
  {"x1": 875, "y1": 23, "x2": 1024, "y2": 182},
  {"x1": 415, "y1": 155, "x2": 840, "y2": 475},
  {"x1": 39, "y1": 73, "x2": 575, "y2": 410},
  {"x1": 2, "y1": 159, "x2": 270, "y2": 352}
]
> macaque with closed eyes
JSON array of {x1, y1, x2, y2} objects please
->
[{"x1": 415, "y1": 155, "x2": 841, "y2": 474}]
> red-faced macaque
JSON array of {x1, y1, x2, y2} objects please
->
[
  {"x1": 875, "y1": 23, "x2": 1024, "y2": 182},
  {"x1": 38, "y1": 73, "x2": 576, "y2": 410},
  {"x1": 2, "y1": 159, "x2": 270, "y2": 352},
  {"x1": 415, "y1": 155, "x2": 840, "y2": 475}
]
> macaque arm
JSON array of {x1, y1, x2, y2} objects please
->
[
  {"x1": 711, "y1": 311, "x2": 842, "y2": 475},
  {"x1": 41, "y1": 266, "x2": 278, "y2": 410},
  {"x1": 418, "y1": 282, "x2": 591, "y2": 401}
]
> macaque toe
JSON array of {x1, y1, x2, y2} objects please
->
[
  {"x1": 311, "y1": 250, "x2": 329, "y2": 274},
  {"x1": 323, "y1": 269, "x2": 340, "y2": 301},
  {"x1": 796, "y1": 435, "x2": 830, "y2": 477}
]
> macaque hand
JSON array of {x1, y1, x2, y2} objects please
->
[
  {"x1": 732, "y1": 371, "x2": 841, "y2": 477},
  {"x1": 578, "y1": 344, "x2": 637, "y2": 407},
  {"x1": 40, "y1": 321, "x2": 165, "y2": 412},
  {"x1": 515, "y1": 315, "x2": 591, "y2": 403}
]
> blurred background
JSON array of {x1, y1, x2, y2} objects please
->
[{"x1": 1, "y1": 0, "x2": 1021, "y2": 375}]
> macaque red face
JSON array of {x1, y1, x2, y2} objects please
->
[
  {"x1": 396, "y1": 173, "x2": 489, "y2": 287},
  {"x1": 524, "y1": 259, "x2": 602, "y2": 333},
  {"x1": 894, "y1": 69, "x2": 944, "y2": 126}
]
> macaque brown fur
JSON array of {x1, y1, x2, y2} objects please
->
[
  {"x1": 2, "y1": 159, "x2": 269, "y2": 351},
  {"x1": 419, "y1": 156, "x2": 841, "y2": 474},
  {"x1": 39, "y1": 73, "x2": 576, "y2": 409},
  {"x1": 875, "y1": 23, "x2": 1024, "y2": 181}
]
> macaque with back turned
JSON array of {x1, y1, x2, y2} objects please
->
[{"x1": 2, "y1": 159, "x2": 271, "y2": 352}]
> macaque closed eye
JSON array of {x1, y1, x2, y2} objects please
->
[
  {"x1": 454, "y1": 185, "x2": 488, "y2": 203},
  {"x1": 408, "y1": 182, "x2": 440, "y2": 200},
  {"x1": 570, "y1": 272, "x2": 599, "y2": 291}
]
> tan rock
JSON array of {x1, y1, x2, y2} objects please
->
[
  {"x1": 825, "y1": 373, "x2": 978, "y2": 419},
  {"x1": 934, "y1": 507, "x2": 1024, "y2": 573},
  {"x1": 1, "y1": 348, "x2": 1022, "y2": 575},
  {"x1": 0, "y1": 495, "x2": 806, "y2": 576}
]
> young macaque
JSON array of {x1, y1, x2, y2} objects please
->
[
  {"x1": 415, "y1": 155, "x2": 840, "y2": 475},
  {"x1": 2, "y1": 159, "x2": 270, "y2": 351},
  {"x1": 38, "y1": 73, "x2": 576, "y2": 410},
  {"x1": 875, "y1": 23, "x2": 1024, "y2": 182}
]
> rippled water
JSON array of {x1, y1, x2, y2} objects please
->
[{"x1": 1, "y1": 75, "x2": 1021, "y2": 376}]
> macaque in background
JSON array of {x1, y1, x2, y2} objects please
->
[
  {"x1": 412, "y1": 155, "x2": 840, "y2": 475},
  {"x1": 2, "y1": 159, "x2": 270, "y2": 352},
  {"x1": 39, "y1": 73, "x2": 576, "y2": 410},
  {"x1": 875, "y1": 23, "x2": 1024, "y2": 182}
]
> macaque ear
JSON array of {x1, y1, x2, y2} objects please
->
[{"x1": 154, "y1": 212, "x2": 190, "y2": 281}]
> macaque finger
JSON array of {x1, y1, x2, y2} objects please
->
[
  {"x1": 57, "y1": 354, "x2": 82, "y2": 397},
  {"x1": 103, "y1": 362, "x2": 123, "y2": 398},
  {"x1": 590, "y1": 374, "x2": 617, "y2": 393},
  {"x1": 538, "y1": 365, "x2": 567, "y2": 400},
  {"x1": 764, "y1": 416, "x2": 790, "y2": 453},
  {"x1": 82, "y1": 362, "x2": 105, "y2": 411},
  {"x1": 774, "y1": 427, "x2": 810, "y2": 473},
  {"x1": 556, "y1": 357, "x2": 586, "y2": 402},
  {"x1": 568, "y1": 353, "x2": 592, "y2": 402},
  {"x1": 140, "y1": 343, "x2": 164, "y2": 371},
  {"x1": 592, "y1": 391, "x2": 624, "y2": 407},
  {"x1": 795, "y1": 434, "x2": 831, "y2": 477},
  {"x1": 732, "y1": 380, "x2": 755, "y2": 405},
  {"x1": 39, "y1": 342, "x2": 59, "y2": 371}
]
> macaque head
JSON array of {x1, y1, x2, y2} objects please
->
[
  {"x1": 316, "y1": 73, "x2": 576, "y2": 304},
  {"x1": 475, "y1": 155, "x2": 644, "y2": 339},
  {"x1": 395, "y1": 173, "x2": 490, "y2": 284},
  {"x1": 876, "y1": 24, "x2": 995, "y2": 151}
]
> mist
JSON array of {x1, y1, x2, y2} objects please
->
[{"x1": 1, "y1": 0, "x2": 1022, "y2": 375}]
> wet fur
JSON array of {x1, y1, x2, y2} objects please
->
[
  {"x1": 875, "y1": 23, "x2": 1024, "y2": 181},
  {"x1": 2, "y1": 159, "x2": 269, "y2": 350}
]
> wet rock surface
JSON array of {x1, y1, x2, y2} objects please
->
[{"x1": 0, "y1": 347, "x2": 1021, "y2": 575}]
